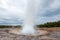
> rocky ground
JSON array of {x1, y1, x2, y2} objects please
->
[{"x1": 0, "y1": 28, "x2": 60, "y2": 40}]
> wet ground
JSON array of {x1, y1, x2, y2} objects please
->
[{"x1": 0, "y1": 28, "x2": 60, "y2": 40}]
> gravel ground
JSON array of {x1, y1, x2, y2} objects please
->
[{"x1": 0, "y1": 28, "x2": 60, "y2": 40}]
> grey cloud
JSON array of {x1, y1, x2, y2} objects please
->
[{"x1": 0, "y1": 0, "x2": 60, "y2": 25}]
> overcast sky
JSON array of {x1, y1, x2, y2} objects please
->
[{"x1": 0, "y1": 0, "x2": 60, "y2": 25}]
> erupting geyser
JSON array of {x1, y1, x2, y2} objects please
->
[
  {"x1": 9, "y1": 0, "x2": 49, "y2": 36},
  {"x1": 21, "y1": 0, "x2": 40, "y2": 34}
]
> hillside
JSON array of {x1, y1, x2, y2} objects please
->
[{"x1": 37, "y1": 21, "x2": 60, "y2": 28}]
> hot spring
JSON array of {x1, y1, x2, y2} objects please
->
[{"x1": 9, "y1": 0, "x2": 49, "y2": 36}]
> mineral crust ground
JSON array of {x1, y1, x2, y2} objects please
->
[{"x1": 0, "y1": 28, "x2": 60, "y2": 40}]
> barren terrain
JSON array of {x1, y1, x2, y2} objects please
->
[{"x1": 0, "y1": 27, "x2": 60, "y2": 40}]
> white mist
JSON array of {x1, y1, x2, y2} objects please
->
[{"x1": 21, "y1": 0, "x2": 40, "y2": 34}]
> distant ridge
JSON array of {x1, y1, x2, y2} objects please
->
[{"x1": 37, "y1": 21, "x2": 60, "y2": 28}]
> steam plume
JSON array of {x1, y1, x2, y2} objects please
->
[{"x1": 21, "y1": 0, "x2": 40, "y2": 34}]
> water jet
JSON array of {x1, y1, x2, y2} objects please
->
[{"x1": 9, "y1": 0, "x2": 49, "y2": 36}]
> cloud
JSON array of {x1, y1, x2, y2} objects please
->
[
  {"x1": 0, "y1": 0, "x2": 60, "y2": 25},
  {"x1": 35, "y1": 0, "x2": 60, "y2": 24},
  {"x1": 37, "y1": 14, "x2": 60, "y2": 24}
]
